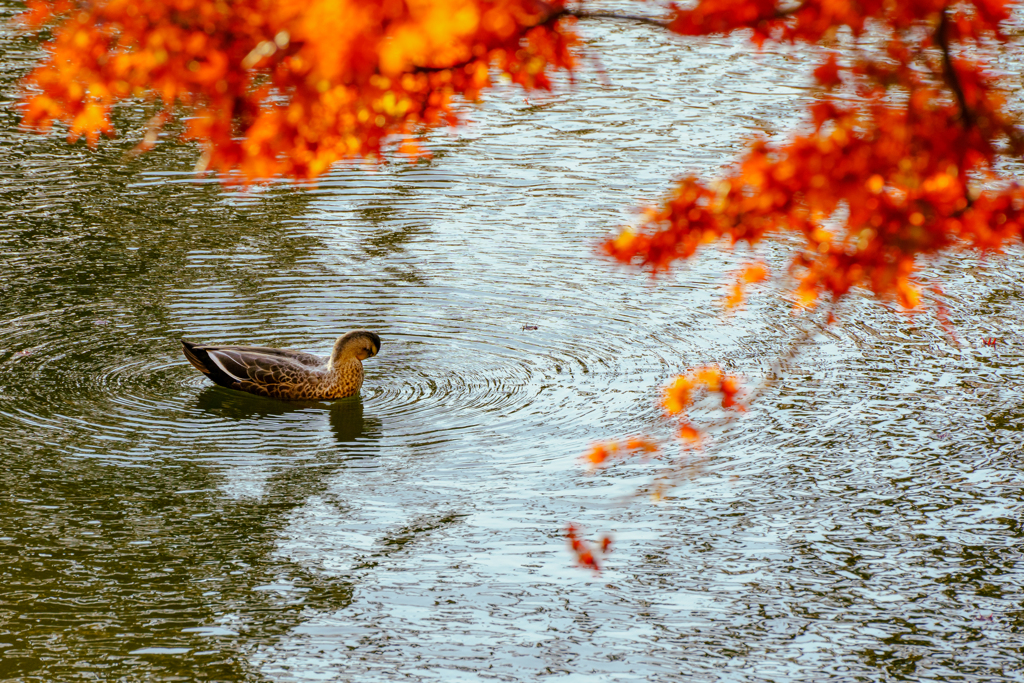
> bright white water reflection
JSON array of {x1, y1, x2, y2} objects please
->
[{"x1": 0, "y1": 2, "x2": 1022, "y2": 681}]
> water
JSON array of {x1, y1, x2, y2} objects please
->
[{"x1": 1, "y1": 2, "x2": 1022, "y2": 680}]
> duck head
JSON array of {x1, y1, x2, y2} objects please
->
[{"x1": 330, "y1": 329, "x2": 381, "y2": 367}]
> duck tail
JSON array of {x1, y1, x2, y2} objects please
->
[
  {"x1": 181, "y1": 339, "x2": 211, "y2": 374},
  {"x1": 181, "y1": 339, "x2": 244, "y2": 391}
]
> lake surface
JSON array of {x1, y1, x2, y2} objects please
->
[{"x1": 0, "y1": 2, "x2": 1022, "y2": 681}]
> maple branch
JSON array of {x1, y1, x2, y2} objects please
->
[
  {"x1": 560, "y1": 10, "x2": 670, "y2": 29},
  {"x1": 936, "y1": 6, "x2": 973, "y2": 129},
  {"x1": 564, "y1": 2, "x2": 806, "y2": 28},
  {"x1": 934, "y1": 7, "x2": 1024, "y2": 165}
]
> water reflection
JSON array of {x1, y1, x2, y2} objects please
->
[
  {"x1": 1, "y1": 0, "x2": 1023, "y2": 680},
  {"x1": 988, "y1": 403, "x2": 1023, "y2": 433},
  {"x1": 194, "y1": 387, "x2": 382, "y2": 447}
]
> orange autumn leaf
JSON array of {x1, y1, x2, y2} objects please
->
[
  {"x1": 68, "y1": 102, "x2": 112, "y2": 146},
  {"x1": 813, "y1": 54, "x2": 842, "y2": 88},
  {"x1": 583, "y1": 444, "x2": 609, "y2": 467},
  {"x1": 582, "y1": 441, "x2": 618, "y2": 468},
  {"x1": 720, "y1": 374, "x2": 745, "y2": 410},
  {"x1": 624, "y1": 437, "x2": 659, "y2": 454},
  {"x1": 662, "y1": 376, "x2": 693, "y2": 415},
  {"x1": 722, "y1": 283, "x2": 745, "y2": 310},
  {"x1": 679, "y1": 423, "x2": 700, "y2": 443},
  {"x1": 693, "y1": 366, "x2": 722, "y2": 390},
  {"x1": 742, "y1": 262, "x2": 768, "y2": 284}
]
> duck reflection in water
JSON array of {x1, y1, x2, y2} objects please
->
[{"x1": 193, "y1": 386, "x2": 381, "y2": 446}]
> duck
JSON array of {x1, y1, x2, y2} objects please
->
[{"x1": 181, "y1": 330, "x2": 381, "y2": 401}]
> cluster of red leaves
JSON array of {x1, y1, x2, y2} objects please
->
[
  {"x1": 20, "y1": 0, "x2": 578, "y2": 179},
  {"x1": 668, "y1": 0, "x2": 1009, "y2": 45},
  {"x1": 585, "y1": 366, "x2": 745, "y2": 473},
  {"x1": 565, "y1": 523, "x2": 612, "y2": 572},
  {"x1": 661, "y1": 365, "x2": 744, "y2": 440},
  {"x1": 581, "y1": 366, "x2": 742, "y2": 477},
  {"x1": 606, "y1": 0, "x2": 1024, "y2": 310},
  {"x1": 572, "y1": 367, "x2": 740, "y2": 570}
]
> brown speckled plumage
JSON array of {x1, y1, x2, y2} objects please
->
[{"x1": 181, "y1": 330, "x2": 381, "y2": 401}]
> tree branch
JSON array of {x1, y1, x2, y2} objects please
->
[
  {"x1": 936, "y1": 6, "x2": 973, "y2": 128},
  {"x1": 561, "y1": 10, "x2": 670, "y2": 29}
]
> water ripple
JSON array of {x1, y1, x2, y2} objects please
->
[{"x1": 0, "y1": 1, "x2": 1023, "y2": 681}]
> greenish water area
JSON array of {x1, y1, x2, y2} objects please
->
[{"x1": 0, "y1": 2, "x2": 1022, "y2": 681}]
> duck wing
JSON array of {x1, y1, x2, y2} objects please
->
[
  {"x1": 182, "y1": 340, "x2": 325, "y2": 398},
  {"x1": 209, "y1": 345, "x2": 324, "y2": 366}
]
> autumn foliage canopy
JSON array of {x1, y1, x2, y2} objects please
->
[
  {"x1": 20, "y1": 0, "x2": 577, "y2": 177},
  {"x1": 20, "y1": 0, "x2": 1024, "y2": 307},
  {"x1": 17, "y1": 0, "x2": 1024, "y2": 556}
]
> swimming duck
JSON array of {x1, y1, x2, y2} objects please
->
[{"x1": 181, "y1": 330, "x2": 381, "y2": 401}]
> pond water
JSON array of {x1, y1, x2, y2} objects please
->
[{"x1": 1, "y1": 2, "x2": 1022, "y2": 681}]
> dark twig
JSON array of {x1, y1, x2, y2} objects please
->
[
  {"x1": 562, "y1": 10, "x2": 671, "y2": 29},
  {"x1": 937, "y1": 6, "x2": 974, "y2": 129}
]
